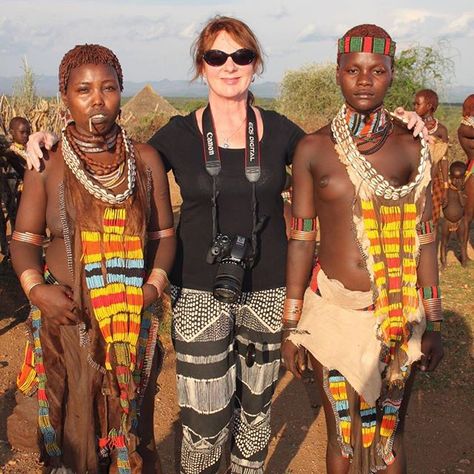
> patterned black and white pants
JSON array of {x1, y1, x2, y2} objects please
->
[{"x1": 171, "y1": 286, "x2": 285, "y2": 474}]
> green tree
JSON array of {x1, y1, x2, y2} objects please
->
[
  {"x1": 384, "y1": 42, "x2": 455, "y2": 110},
  {"x1": 276, "y1": 63, "x2": 340, "y2": 131}
]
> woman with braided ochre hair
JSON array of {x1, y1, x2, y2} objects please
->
[
  {"x1": 10, "y1": 44, "x2": 175, "y2": 473},
  {"x1": 282, "y1": 24, "x2": 443, "y2": 473}
]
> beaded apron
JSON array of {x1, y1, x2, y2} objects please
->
[
  {"x1": 16, "y1": 138, "x2": 163, "y2": 472},
  {"x1": 325, "y1": 105, "x2": 432, "y2": 468}
]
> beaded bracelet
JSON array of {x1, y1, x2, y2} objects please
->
[
  {"x1": 426, "y1": 321, "x2": 442, "y2": 332},
  {"x1": 145, "y1": 268, "x2": 169, "y2": 298},
  {"x1": 416, "y1": 220, "x2": 436, "y2": 245},
  {"x1": 19, "y1": 269, "x2": 45, "y2": 298},
  {"x1": 290, "y1": 217, "x2": 317, "y2": 241},
  {"x1": 12, "y1": 231, "x2": 45, "y2": 247},
  {"x1": 147, "y1": 227, "x2": 175, "y2": 240}
]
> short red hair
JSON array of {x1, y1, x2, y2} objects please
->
[
  {"x1": 416, "y1": 89, "x2": 439, "y2": 112},
  {"x1": 462, "y1": 94, "x2": 474, "y2": 117}
]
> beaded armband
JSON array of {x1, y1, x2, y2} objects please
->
[
  {"x1": 20, "y1": 269, "x2": 45, "y2": 298},
  {"x1": 419, "y1": 285, "x2": 443, "y2": 321},
  {"x1": 426, "y1": 321, "x2": 442, "y2": 332},
  {"x1": 282, "y1": 298, "x2": 304, "y2": 328},
  {"x1": 290, "y1": 217, "x2": 317, "y2": 241},
  {"x1": 12, "y1": 231, "x2": 45, "y2": 247},
  {"x1": 416, "y1": 220, "x2": 436, "y2": 245},
  {"x1": 146, "y1": 268, "x2": 169, "y2": 298},
  {"x1": 147, "y1": 227, "x2": 175, "y2": 240}
]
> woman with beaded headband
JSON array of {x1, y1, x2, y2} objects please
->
[
  {"x1": 413, "y1": 89, "x2": 449, "y2": 226},
  {"x1": 457, "y1": 94, "x2": 474, "y2": 257},
  {"x1": 10, "y1": 44, "x2": 175, "y2": 473},
  {"x1": 282, "y1": 24, "x2": 443, "y2": 473}
]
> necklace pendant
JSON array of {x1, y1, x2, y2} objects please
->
[{"x1": 223, "y1": 141, "x2": 229, "y2": 149}]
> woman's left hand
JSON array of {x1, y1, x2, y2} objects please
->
[
  {"x1": 143, "y1": 283, "x2": 158, "y2": 308},
  {"x1": 393, "y1": 107, "x2": 433, "y2": 143}
]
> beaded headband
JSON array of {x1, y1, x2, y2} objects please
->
[{"x1": 338, "y1": 36, "x2": 396, "y2": 58}]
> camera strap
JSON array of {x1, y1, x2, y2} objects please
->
[{"x1": 201, "y1": 104, "x2": 264, "y2": 261}]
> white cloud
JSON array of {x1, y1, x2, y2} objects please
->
[
  {"x1": 445, "y1": 12, "x2": 474, "y2": 38},
  {"x1": 180, "y1": 22, "x2": 199, "y2": 39},
  {"x1": 296, "y1": 24, "x2": 340, "y2": 43}
]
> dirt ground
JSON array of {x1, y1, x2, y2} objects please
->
[{"x1": 0, "y1": 251, "x2": 473, "y2": 474}]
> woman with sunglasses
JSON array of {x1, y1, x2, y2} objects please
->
[{"x1": 147, "y1": 16, "x2": 305, "y2": 474}]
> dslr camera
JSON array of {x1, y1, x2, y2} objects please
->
[{"x1": 206, "y1": 234, "x2": 254, "y2": 303}]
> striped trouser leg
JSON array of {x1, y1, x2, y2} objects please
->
[
  {"x1": 230, "y1": 287, "x2": 285, "y2": 474},
  {"x1": 172, "y1": 287, "x2": 236, "y2": 474}
]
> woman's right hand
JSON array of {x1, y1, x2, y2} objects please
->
[
  {"x1": 26, "y1": 131, "x2": 58, "y2": 171},
  {"x1": 281, "y1": 334, "x2": 306, "y2": 379},
  {"x1": 29, "y1": 284, "x2": 79, "y2": 326}
]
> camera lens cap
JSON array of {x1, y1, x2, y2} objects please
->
[{"x1": 245, "y1": 343, "x2": 256, "y2": 368}]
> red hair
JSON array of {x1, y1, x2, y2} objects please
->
[
  {"x1": 191, "y1": 16, "x2": 264, "y2": 80},
  {"x1": 416, "y1": 89, "x2": 439, "y2": 112},
  {"x1": 462, "y1": 94, "x2": 474, "y2": 117}
]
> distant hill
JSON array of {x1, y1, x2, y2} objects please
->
[
  {"x1": 0, "y1": 75, "x2": 280, "y2": 98},
  {"x1": 1, "y1": 74, "x2": 470, "y2": 102}
]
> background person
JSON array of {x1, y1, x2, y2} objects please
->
[
  {"x1": 457, "y1": 94, "x2": 474, "y2": 258},
  {"x1": 440, "y1": 161, "x2": 468, "y2": 267},
  {"x1": 414, "y1": 89, "x2": 449, "y2": 226}
]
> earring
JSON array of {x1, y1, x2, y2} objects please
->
[
  {"x1": 63, "y1": 108, "x2": 73, "y2": 127},
  {"x1": 202, "y1": 76, "x2": 208, "y2": 85},
  {"x1": 118, "y1": 108, "x2": 122, "y2": 122},
  {"x1": 251, "y1": 75, "x2": 255, "y2": 83}
]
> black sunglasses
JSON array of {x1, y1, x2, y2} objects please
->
[{"x1": 203, "y1": 48, "x2": 256, "y2": 67}]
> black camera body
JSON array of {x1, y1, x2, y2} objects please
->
[{"x1": 207, "y1": 234, "x2": 254, "y2": 303}]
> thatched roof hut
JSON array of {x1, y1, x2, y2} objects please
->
[{"x1": 121, "y1": 85, "x2": 178, "y2": 124}]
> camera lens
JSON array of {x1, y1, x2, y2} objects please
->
[{"x1": 213, "y1": 260, "x2": 245, "y2": 303}]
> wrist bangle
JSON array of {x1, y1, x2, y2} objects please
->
[
  {"x1": 283, "y1": 298, "x2": 303, "y2": 322},
  {"x1": 20, "y1": 269, "x2": 45, "y2": 298},
  {"x1": 146, "y1": 268, "x2": 169, "y2": 298}
]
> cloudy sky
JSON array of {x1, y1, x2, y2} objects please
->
[{"x1": 1, "y1": 0, "x2": 473, "y2": 87}]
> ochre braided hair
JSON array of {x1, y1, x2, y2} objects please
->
[{"x1": 59, "y1": 44, "x2": 123, "y2": 94}]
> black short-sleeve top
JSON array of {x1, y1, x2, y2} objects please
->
[{"x1": 148, "y1": 108, "x2": 304, "y2": 292}]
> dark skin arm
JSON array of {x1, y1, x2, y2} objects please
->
[
  {"x1": 10, "y1": 152, "x2": 78, "y2": 326},
  {"x1": 458, "y1": 124, "x2": 474, "y2": 159},
  {"x1": 135, "y1": 143, "x2": 176, "y2": 307},
  {"x1": 281, "y1": 136, "x2": 319, "y2": 378},
  {"x1": 436, "y1": 123, "x2": 449, "y2": 205},
  {"x1": 417, "y1": 185, "x2": 444, "y2": 372}
]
